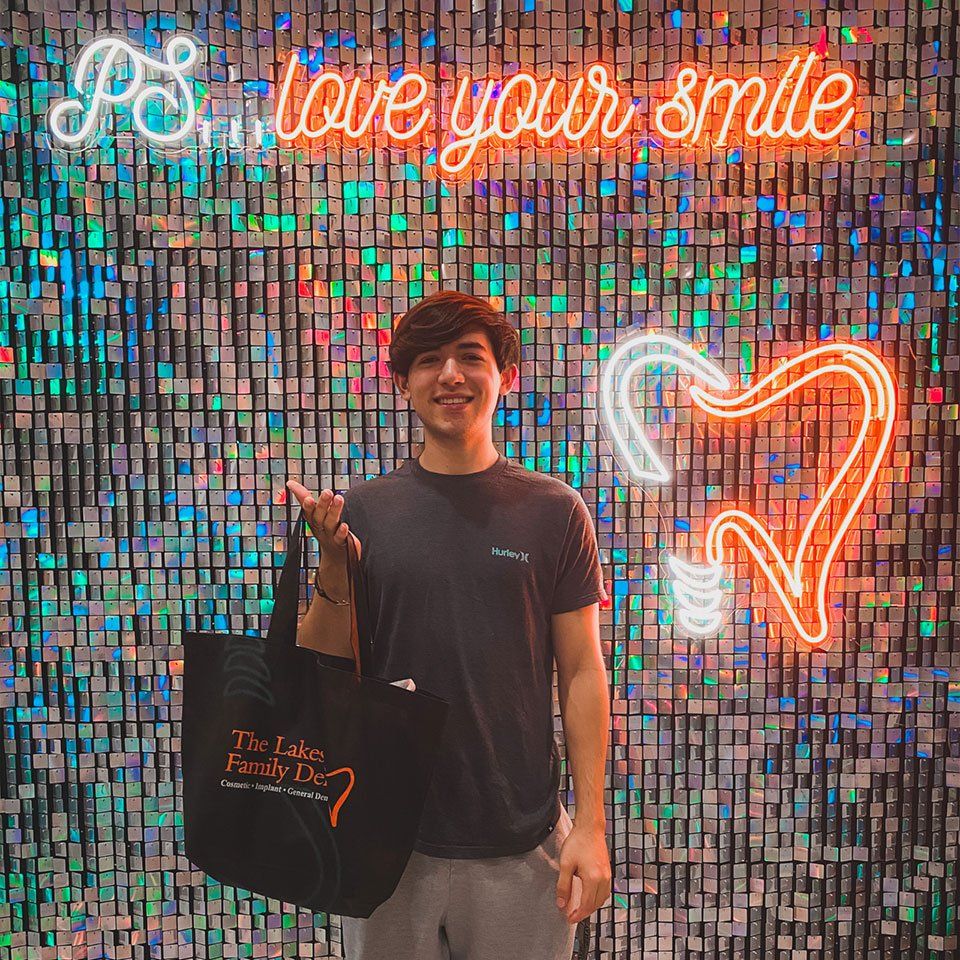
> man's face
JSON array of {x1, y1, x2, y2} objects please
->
[{"x1": 393, "y1": 328, "x2": 518, "y2": 444}]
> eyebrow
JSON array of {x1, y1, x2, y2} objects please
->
[{"x1": 421, "y1": 341, "x2": 489, "y2": 354}]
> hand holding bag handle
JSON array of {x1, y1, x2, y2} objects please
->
[{"x1": 267, "y1": 508, "x2": 363, "y2": 677}]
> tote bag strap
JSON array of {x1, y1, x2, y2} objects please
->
[
  {"x1": 267, "y1": 508, "x2": 363, "y2": 677},
  {"x1": 343, "y1": 530, "x2": 363, "y2": 675}
]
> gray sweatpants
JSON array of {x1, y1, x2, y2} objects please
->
[{"x1": 340, "y1": 803, "x2": 581, "y2": 960}]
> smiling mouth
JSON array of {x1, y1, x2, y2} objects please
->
[{"x1": 435, "y1": 397, "x2": 473, "y2": 406}]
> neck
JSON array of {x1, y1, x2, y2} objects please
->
[{"x1": 417, "y1": 435, "x2": 501, "y2": 475}]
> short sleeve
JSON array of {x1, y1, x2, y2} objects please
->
[
  {"x1": 340, "y1": 486, "x2": 366, "y2": 541},
  {"x1": 550, "y1": 494, "x2": 607, "y2": 615},
  {"x1": 338, "y1": 488, "x2": 366, "y2": 575}
]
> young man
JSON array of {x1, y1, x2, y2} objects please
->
[{"x1": 286, "y1": 291, "x2": 611, "y2": 960}]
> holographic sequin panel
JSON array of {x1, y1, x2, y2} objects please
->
[{"x1": 1, "y1": 1, "x2": 958, "y2": 958}]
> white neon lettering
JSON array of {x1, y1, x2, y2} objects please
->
[{"x1": 48, "y1": 35, "x2": 199, "y2": 149}]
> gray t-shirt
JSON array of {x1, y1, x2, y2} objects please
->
[{"x1": 339, "y1": 452, "x2": 606, "y2": 859}]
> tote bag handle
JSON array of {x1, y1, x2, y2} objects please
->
[{"x1": 266, "y1": 508, "x2": 363, "y2": 676}]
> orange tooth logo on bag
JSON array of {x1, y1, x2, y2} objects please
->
[{"x1": 222, "y1": 728, "x2": 356, "y2": 827}]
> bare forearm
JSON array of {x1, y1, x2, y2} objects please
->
[
  {"x1": 558, "y1": 666, "x2": 610, "y2": 830},
  {"x1": 296, "y1": 560, "x2": 354, "y2": 659}
]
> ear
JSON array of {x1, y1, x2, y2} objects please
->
[
  {"x1": 392, "y1": 370, "x2": 410, "y2": 400},
  {"x1": 500, "y1": 363, "x2": 518, "y2": 396}
]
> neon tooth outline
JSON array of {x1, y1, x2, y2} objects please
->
[{"x1": 600, "y1": 331, "x2": 897, "y2": 646}]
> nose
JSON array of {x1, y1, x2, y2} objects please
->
[{"x1": 438, "y1": 357, "x2": 465, "y2": 385}]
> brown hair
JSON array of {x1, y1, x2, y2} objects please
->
[{"x1": 387, "y1": 291, "x2": 521, "y2": 379}]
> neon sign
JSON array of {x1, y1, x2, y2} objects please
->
[
  {"x1": 653, "y1": 52, "x2": 857, "y2": 148},
  {"x1": 274, "y1": 61, "x2": 636, "y2": 180},
  {"x1": 275, "y1": 54, "x2": 433, "y2": 147},
  {"x1": 600, "y1": 332, "x2": 897, "y2": 647},
  {"x1": 47, "y1": 35, "x2": 200, "y2": 150},
  {"x1": 438, "y1": 66, "x2": 636, "y2": 179},
  {"x1": 46, "y1": 33, "x2": 861, "y2": 176}
]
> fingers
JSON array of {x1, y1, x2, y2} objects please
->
[
  {"x1": 555, "y1": 833, "x2": 610, "y2": 924},
  {"x1": 285, "y1": 482, "x2": 349, "y2": 546},
  {"x1": 285, "y1": 479, "x2": 311, "y2": 506},
  {"x1": 556, "y1": 860, "x2": 574, "y2": 912},
  {"x1": 286, "y1": 481, "x2": 319, "y2": 536},
  {"x1": 566, "y1": 877, "x2": 598, "y2": 924},
  {"x1": 313, "y1": 493, "x2": 348, "y2": 547},
  {"x1": 286, "y1": 481, "x2": 320, "y2": 537},
  {"x1": 319, "y1": 491, "x2": 346, "y2": 538},
  {"x1": 565, "y1": 873, "x2": 611, "y2": 924}
]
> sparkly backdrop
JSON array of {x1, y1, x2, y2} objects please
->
[{"x1": 2, "y1": 1, "x2": 959, "y2": 958}]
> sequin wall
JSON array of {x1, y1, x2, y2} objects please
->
[{"x1": 1, "y1": 0, "x2": 958, "y2": 957}]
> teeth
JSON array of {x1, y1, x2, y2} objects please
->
[{"x1": 438, "y1": 398, "x2": 470, "y2": 404}]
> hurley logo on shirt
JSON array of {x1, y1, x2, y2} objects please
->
[{"x1": 492, "y1": 545, "x2": 530, "y2": 563}]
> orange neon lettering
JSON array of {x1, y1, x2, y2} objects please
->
[
  {"x1": 654, "y1": 52, "x2": 857, "y2": 148},
  {"x1": 758, "y1": 56, "x2": 801, "y2": 136},
  {"x1": 653, "y1": 66, "x2": 697, "y2": 140},
  {"x1": 491, "y1": 72, "x2": 538, "y2": 141},
  {"x1": 381, "y1": 72, "x2": 431, "y2": 142},
  {"x1": 688, "y1": 73, "x2": 768, "y2": 145},
  {"x1": 302, "y1": 73, "x2": 347, "y2": 139},
  {"x1": 766, "y1": 53, "x2": 817, "y2": 140},
  {"x1": 275, "y1": 53, "x2": 857, "y2": 175},
  {"x1": 438, "y1": 65, "x2": 636, "y2": 179},
  {"x1": 442, "y1": 74, "x2": 499, "y2": 175},
  {"x1": 274, "y1": 54, "x2": 433, "y2": 148},
  {"x1": 531, "y1": 77, "x2": 572, "y2": 139},
  {"x1": 805, "y1": 71, "x2": 857, "y2": 141},
  {"x1": 333, "y1": 76, "x2": 389, "y2": 141},
  {"x1": 275, "y1": 52, "x2": 308, "y2": 140}
]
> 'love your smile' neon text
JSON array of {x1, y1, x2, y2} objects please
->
[
  {"x1": 276, "y1": 52, "x2": 857, "y2": 178},
  {"x1": 274, "y1": 59, "x2": 637, "y2": 179},
  {"x1": 653, "y1": 53, "x2": 857, "y2": 147}
]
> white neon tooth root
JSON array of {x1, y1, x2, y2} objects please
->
[{"x1": 666, "y1": 556, "x2": 725, "y2": 638}]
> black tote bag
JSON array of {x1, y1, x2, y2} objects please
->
[{"x1": 181, "y1": 509, "x2": 449, "y2": 917}]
